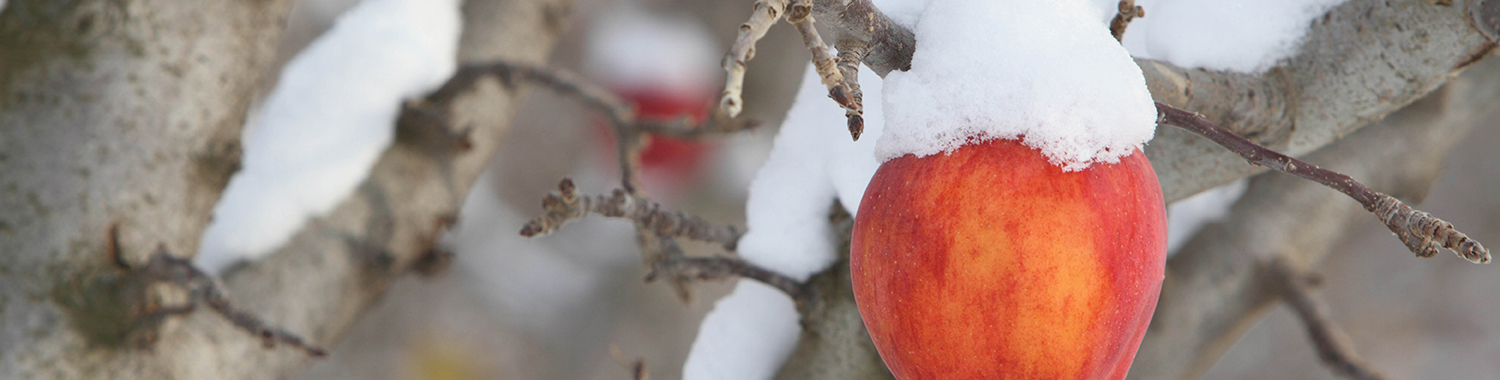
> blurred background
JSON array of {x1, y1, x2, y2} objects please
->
[{"x1": 248, "y1": 0, "x2": 1500, "y2": 379}]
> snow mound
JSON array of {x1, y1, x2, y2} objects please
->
[
  {"x1": 879, "y1": 0, "x2": 1158, "y2": 171},
  {"x1": 737, "y1": 65, "x2": 887, "y2": 282},
  {"x1": 196, "y1": 0, "x2": 462, "y2": 273},
  {"x1": 682, "y1": 279, "x2": 803, "y2": 380},
  {"x1": 1108, "y1": 0, "x2": 1347, "y2": 73}
]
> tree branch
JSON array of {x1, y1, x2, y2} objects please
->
[
  {"x1": 793, "y1": 0, "x2": 1496, "y2": 200},
  {"x1": 519, "y1": 178, "x2": 743, "y2": 252},
  {"x1": 1270, "y1": 259, "x2": 1391, "y2": 380},
  {"x1": 1129, "y1": 56, "x2": 1500, "y2": 380},
  {"x1": 1156, "y1": 103, "x2": 1490, "y2": 264},
  {"x1": 721, "y1": 0, "x2": 791, "y2": 118}
]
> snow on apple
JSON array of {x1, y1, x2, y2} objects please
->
[
  {"x1": 879, "y1": 0, "x2": 1158, "y2": 172},
  {"x1": 196, "y1": 0, "x2": 462, "y2": 273}
]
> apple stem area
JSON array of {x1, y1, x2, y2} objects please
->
[{"x1": 1155, "y1": 103, "x2": 1491, "y2": 265}]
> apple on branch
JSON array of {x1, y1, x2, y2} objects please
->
[{"x1": 850, "y1": 0, "x2": 1166, "y2": 378}]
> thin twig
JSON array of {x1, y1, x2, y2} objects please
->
[
  {"x1": 1157, "y1": 102, "x2": 1490, "y2": 263},
  {"x1": 519, "y1": 178, "x2": 743, "y2": 251},
  {"x1": 788, "y1": 0, "x2": 841, "y2": 91},
  {"x1": 1271, "y1": 258, "x2": 1390, "y2": 380},
  {"x1": 610, "y1": 345, "x2": 651, "y2": 380},
  {"x1": 443, "y1": 62, "x2": 756, "y2": 192},
  {"x1": 789, "y1": 0, "x2": 867, "y2": 140},
  {"x1": 648, "y1": 255, "x2": 806, "y2": 302},
  {"x1": 721, "y1": 0, "x2": 791, "y2": 117},
  {"x1": 1110, "y1": 0, "x2": 1145, "y2": 42},
  {"x1": 131, "y1": 251, "x2": 327, "y2": 357},
  {"x1": 832, "y1": 40, "x2": 869, "y2": 140}
]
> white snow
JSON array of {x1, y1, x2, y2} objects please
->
[
  {"x1": 584, "y1": 4, "x2": 720, "y2": 98},
  {"x1": 1094, "y1": 0, "x2": 1347, "y2": 73},
  {"x1": 682, "y1": 279, "x2": 803, "y2": 380},
  {"x1": 196, "y1": 0, "x2": 462, "y2": 273},
  {"x1": 737, "y1": 65, "x2": 887, "y2": 282},
  {"x1": 879, "y1": 0, "x2": 1158, "y2": 171},
  {"x1": 1166, "y1": 179, "x2": 1249, "y2": 255},
  {"x1": 684, "y1": 63, "x2": 889, "y2": 380}
]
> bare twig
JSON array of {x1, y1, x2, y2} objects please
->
[
  {"x1": 789, "y1": 0, "x2": 866, "y2": 140},
  {"x1": 1270, "y1": 259, "x2": 1390, "y2": 380},
  {"x1": 833, "y1": 41, "x2": 869, "y2": 140},
  {"x1": 648, "y1": 255, "x2": 806, "y2": 302},
  {"x1": 1156, "y1": 102, "x2": 1490, "y2": 264},
  {"x1": 788, "y1": 0, "x2": 841, "y2": 91},
  {"x1": 519, "y1": 178, "x2": 743, "y2": 251},
  {"x1": 442, "y1": 62, "x2": 757, "y2": 192},
  {"x1": 807, "y1": 0, "x2": 914, "y2": 77},
  {"x1": 722, "y1": 0, "x2": 792, "y2": 117},
  {"x1": 610, "y1": 345, "x2": 651, "y2": 380},
  {"x1": 1110, "y1": 0, "x2": 1145, "y2": 42},
  {"x1": 118, "y1": 245, "x2": 327, "y2": 357}
]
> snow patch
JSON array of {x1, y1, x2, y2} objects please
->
[
  {"x1": 196, "y1": 0, "x2": 462, "y2": 273},
  {"x1": 682, "y1": 279, "x2": 803, "y2": 380},
  {"x1": 1166, "y1": 179, "x2": 1249, "y2": 255},
  {"x1": 879, "y1": 0, "x2": 1158, "y2": 171},
  {"x1": 737, "y1": 65, "x2": 887, "y2": 282},
  {"x1": 1099, "y1": 0, "x2": 1346, "y2": 73},
  {"x1": 684, "y1": 63, "x2": 888, "y2": 379}
]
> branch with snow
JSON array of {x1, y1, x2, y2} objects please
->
[
  {"x1": 1270, "y1": 259, "x2": 1391, "y2": 380},
  {"x1": 1156, "y1": 102, "x2": 1490, "y2": 264},
  {"x1": 780, "y1": 0, "x2": 1497, "y2": 200}
]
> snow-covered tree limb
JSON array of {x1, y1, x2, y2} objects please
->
[
  {"x1": 1142, "y1": 0, "x2": 1498, "y2": 201},
  {"x1": 0, "y1": 0, "x2": 573, "y2": 378}
]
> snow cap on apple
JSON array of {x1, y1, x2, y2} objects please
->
[{"x1": 879, "y1": 0, "x2": 1158, "y2": 171}]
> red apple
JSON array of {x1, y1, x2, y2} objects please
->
[{"x1": 851, "y1": 138, "x2": 1167, "y2": 379}]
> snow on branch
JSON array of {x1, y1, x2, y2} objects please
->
[
  {"x1": 1156, "y1": 102, "x2": 1490, "y2": 264},
  {"x1": 1269, "y1": 259, "x2": 1391, "y2": 380}
]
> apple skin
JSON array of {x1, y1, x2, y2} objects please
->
[{"x1": 850, "y1": 138, "x2": 1167, "y2": 379}]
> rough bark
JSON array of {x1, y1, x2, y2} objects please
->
[
  {"x1": 1125, "y1": 49, "x2": 1500, "y2": 380},
  {"x1": 0, "y1": 0, "x2": 292, "y2": 377},
  {"x1": 1144, "y1": 0, "x2": 1500, "y2": 201},
  {"x1": 0, "y1": 0, "x2": 573, "y2": 378}
]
